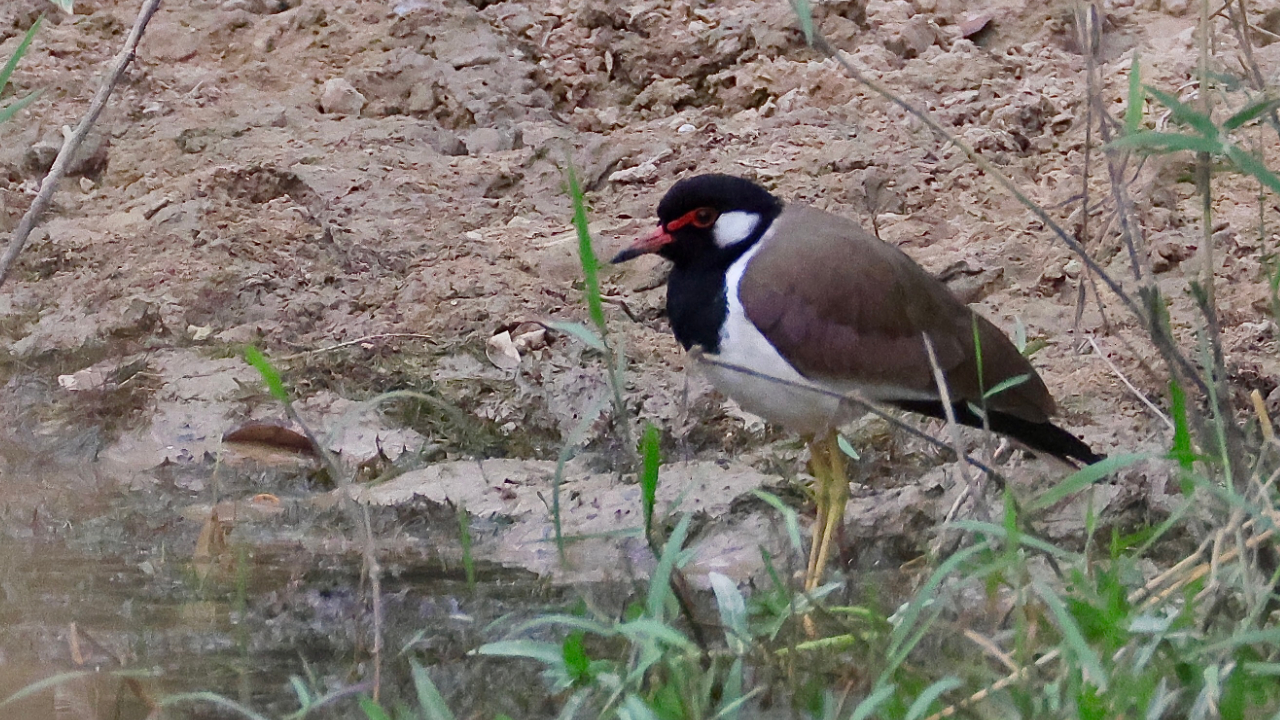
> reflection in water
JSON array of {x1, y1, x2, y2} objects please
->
[{"x1": 0, "y1": 530, "x2": 562, "y2": 719}]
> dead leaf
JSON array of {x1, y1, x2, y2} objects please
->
[
  {"x1": 69, "y1": 622, "x2": 85, "y2": 666},
  {"x1": 223, "y1": 421, "x2": 316, "y2": 454},
  {"x1": 486, "y1": 330, "x2": 521, "y2": 370},
  {"x1": 193, "y1": 509, "x2": 230, "y2": 582},
  {"x1": 57, "y1": 367, "x2": 111, "y2": 391}
]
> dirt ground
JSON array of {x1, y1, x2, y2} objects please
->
[{"x1": 3, "y1": 0, "x2": 1280, "y2": 600}]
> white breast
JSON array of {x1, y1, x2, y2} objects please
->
[{"x1": 699, "y1": 230, "x2": 849, "y2": 435}]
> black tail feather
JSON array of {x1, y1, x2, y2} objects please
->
[{"x1": 890, "y1": 400, "x2": 1104, "y2": 467}]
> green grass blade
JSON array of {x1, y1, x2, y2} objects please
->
[
  {"x1": 1168, "y1": 379, "x2": 1196, "y2": 473},
  {"x1": 837, "y1": 433, "x2": 860, "y2": 460},
  {"x1": 616, "y1": 617, "x2": 698, "y2": 651},
  {"x1": 646, "y1": 513, "x2": 692, "y2": 619},
  {"x1": 0, "y1": 17, "x2": 41, "y2": 93},
  {"x1": 0, "y1": 671, "x2": 94, "y2": 708},
  {"x1": 1025, "y1": 453, "x2": 1146, "y2": 512},
  {"x1": 475, "y1": 639, "x2": 566, "y2": 665},
  {"x1": 620, "y1": 695, "x2": 661, "y2": 720},
  {"x1": 971, "y1": 315, "x2": 987, "y2": 408},
  {"x1": 243, "y1": 345, "x2": 289, "y2": 403},
  {"x1": 505, "y1": 613, "x2": 615, "y2": 637},
  {"x1": 1107, "y1": 131, "x2": 1221, "y2": 154},
  {"x1": 752, "y1": 490, "x2": 803, "y2": 553},
  {"x1": 0, "y1": 89, "x2": 41, "y2": 124},
  {"x1": 159, "y1": 692, "x2": 274, "y2": 720},
  {"x1": 639, "y1": 423, "x2": 660, "y2": 537},
  {"x1": 565, "y1": 164, "x2": 607, "y2": 334},
  {"x1": 983, "y1": 373, "x2": 1030, "y2": 400},
  {"x1": 358, "y1": 697, "x2": 392, "y2": 720},
  {"x1": 904, "y1": 677, "x2": 962, "y2": 720},
  {"x1": 1223, "y1": 94, "x2": 1280, "y2": 131},
  {"x1": 789, "y1": 0, "x2": 815, "y2": 46},
  {"x1": 288, "y1": 676, "x2": 313, "y2": 706},
  {"x1": 947, "y1": 519, "x2": 1079, "y2": 560},
  {"x1": 410, "y1": 659, "x2": 457, "y2": 720},
  {"x1": 880, "y1": 542, "x2": 991, "y2": 683},
  {"x1": 709, "y1": 572, "x2": 749, "y2": 653},
  {"x1": 542, "y1": 320, "x2": 606, "y2": 352},
  {"x1": 1145, "y1": 85, "x2": 1218, "y2": 138},
  {"x1": 1224, "y1": 143, "x2": 1280, "y2": 195},
  {"x1": 1032, "y1": 579, "x2": 1108, "y2": 691},
  {"x1": 848, "y1": 684, "x2": 897, "y2": 720},
  {"x1": 713, "y1": 678, "x2": 762, "y2": 720},
  {"x1": 457, "y1": 502, "x2": 475, "y2": 591},
  {"x1": 1125, "y1": 53, "x2": 1144, "y2": 135},
  {"x1": 1197, "y1": 628, "x2": 1280, "y2": 655},
  {"x1": 552, "y1": 390, "x2": 611, "y2": 562}
]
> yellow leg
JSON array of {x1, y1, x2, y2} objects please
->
[
  {"x1": 804, "y1": 436, "x2": 828, "y2": 591},
  {"x1": 805, "y1": 430, "x2": 849, "y2": 593}
]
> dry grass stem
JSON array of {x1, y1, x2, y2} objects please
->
[
  {"x1": 0, "y1": 0, "x2": 163, "y2": 289},
  {"x1": 1088, "y1": 336, "x2": 1174, "y2": 430},
  {"x1": 278, "y1": 333, "x2": 435, "y2": 361}
]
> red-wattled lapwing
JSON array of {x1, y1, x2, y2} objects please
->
[{"x1": 612, "y1": 174, "x2": 1101, "y2": 591}]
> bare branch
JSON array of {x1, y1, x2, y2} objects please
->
[{"x1": 0, "y1": 0, "x2": 163, "y2": 289}]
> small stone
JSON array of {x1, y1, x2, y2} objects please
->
[
  {"x1": 677, "y1": 123, "x2": 696, "y2": 133},
  {"x1": 319, "y1": 78, "x2": 365, "y2": 116},
  {"x1": 188, "y1": 325, "x2": 215, "y2": 341},
  {"x1": 23, "y1": 140, "x2": 60, "y2": 176},
  {"x1": 463, "y1": 127, "x2": 508, "y2": 156},
  {"x1": 885, "y1": 17, "x2": 936, "y2": 58},
  {"x1": 609, "y1": 163, "x2": 659, "y2": 184},
  {"x1": 79, "y1": 177, "x2": 95, "y2": 193},
  {"x1": 407, "y1": 82, "x2": 436, "y2": 115},
  {"x1": 432, "y1": 28, "x2": 503, "y2": 68},
  {"x1": 632, "y1": 77, "x2": 695, "y2": 113}
]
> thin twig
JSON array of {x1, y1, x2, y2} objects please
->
[
  {"x1": 1075, "y1": 3, "x2": 1098, "y2": 335},
  {"x1": 921, "y1": 333, "x2": 987, "y2": 544},
  {"x1": 0, "y1": 0, "x2": 163, "y2": 289},
  {"x1": 688, "y1": 351, "x2": 1003, "y2": 481},
  {"x1": 277, "y1": 333, "x2": 434, "y2": 361},
  {"x1": 1087, "y1": 336, "x2": 1173, "y2": 430},
  {"x1": 795, "y1": 7, "x2": 1212, "y2": 403},
  {"x1": 961, "y1": 628, "x2": 1019, "y2": 674},
  {"x1": 276, "y1": 398, "x2": 385, "y2": 698},
  {"x1": 924, "y1": 647, "x2": 1062, "y2": 720},
  {"x1": 796, "y1": 20, "x2": 1141, "y2": 324}
]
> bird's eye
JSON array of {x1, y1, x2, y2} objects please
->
[{"x1": 692, "y1": 208, "x2": 718, "y2": 228}]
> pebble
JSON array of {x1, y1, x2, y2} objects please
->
[{"x1": 319, "y1": 78, "x2": 365, "y2": 116}]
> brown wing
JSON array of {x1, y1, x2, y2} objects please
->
[{"x1": 739, "y1": 206, "x2": 1055, "y2": 423}]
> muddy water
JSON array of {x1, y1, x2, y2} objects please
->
[
  {"x1": 0, "y1": 539, "x2": 573, "y2": 718},
  {"x1": 0, "y1": 350, "x2": 943, "y2": 719},
  {"x1": 0, "y1": 440, "x2": 575, "y2": 719}
]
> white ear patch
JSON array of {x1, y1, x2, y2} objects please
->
[{"x1": 713, "y1": 211, "x2": 760, "y2": 248}]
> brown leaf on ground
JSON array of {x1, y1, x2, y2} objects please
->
[{"x1": 223, "y1": 421, "x2": 316, "y2": 455}]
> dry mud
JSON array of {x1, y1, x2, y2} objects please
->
[{"x1": 3, "y1": 0, "x2": 1279, "y2": 586}]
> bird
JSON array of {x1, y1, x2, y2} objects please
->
[{"x1": 611, "y1": 173, "x2": 1102, "y2": 591}]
